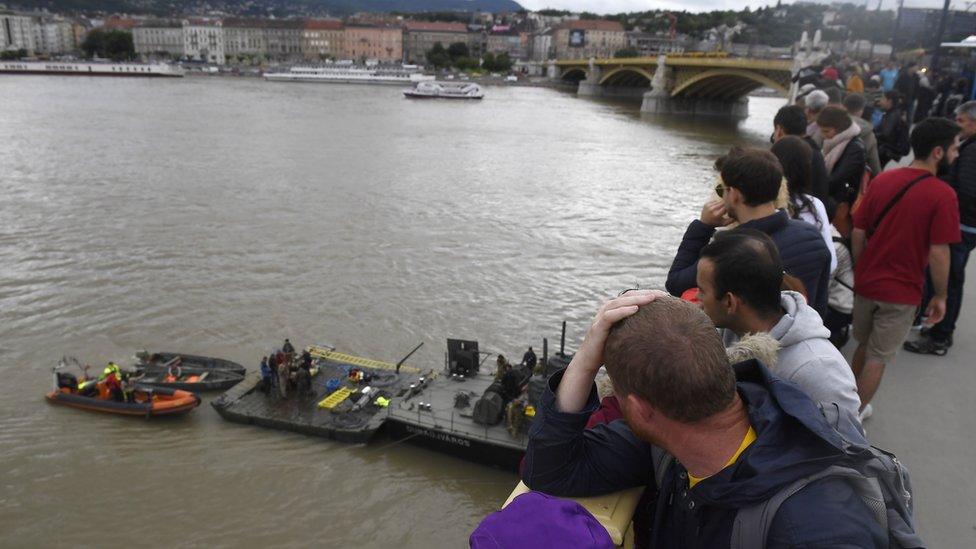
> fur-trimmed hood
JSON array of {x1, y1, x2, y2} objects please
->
[{"x1": 725, "y1": 332, "x2": 780, "y2": 370}]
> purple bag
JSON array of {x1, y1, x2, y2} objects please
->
[{"x1": 470, "y1": 491, "x2": 615, "y2": 549}]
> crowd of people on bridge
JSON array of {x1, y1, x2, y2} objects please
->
[
  {"x1": 797, "y1": 56, "x2": 972, "y2": 127},
  {"x1": 471, "y1": 65, "x2": 976, "y2": 548}
]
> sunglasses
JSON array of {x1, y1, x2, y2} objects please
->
[{"x1": 715, "y1": 182, "x2": 726, "y2": 197}]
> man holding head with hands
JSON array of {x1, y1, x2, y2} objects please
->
[{"x1": 521, "y1": 290, "x2": 884, "y2": 548}]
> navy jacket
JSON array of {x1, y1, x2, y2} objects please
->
[
  {"x1": 948, "y1": 135, "x2": 976, "y2": 228},
  {"x1": 522, "y1": 360, "x2": 886, "y2": 549},
  {"x1": 665, "y1": 210, "x2": 831, "y2": 315}
]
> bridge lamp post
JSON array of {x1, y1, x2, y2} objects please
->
[{"x1": 929, "y1": 0, "x2": 952, "y2": 72}]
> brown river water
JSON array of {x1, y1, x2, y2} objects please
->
[{"x1": 0, "y1": 76, "x2": 781, "y2": 547}]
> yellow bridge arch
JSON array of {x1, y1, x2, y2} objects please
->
[
  {"x1": 671, "y1": 68, "x2": 789, "y2": 99},
  {"x1": 598, "y1": 66, "x2": 655, "y2": 87},
  {"x1": 559, "y1": 67, "x2": 588, "y2": 82},
  {"x1": 554, "y1": 56, "x2": 793, "y2": 101}
]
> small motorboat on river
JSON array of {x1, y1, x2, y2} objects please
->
[
  {"x1": 46, "y1": 359, "x2": 200, "y2": 417},
  {"x1": 133, "y1": 365, "x2": 245, "y2": 392},
  {"x1": 136, "y1": 351, "x2": 246, "y2": 375},
  {"x1": 133, "y1": 351, "x2": 246, "y2": 392},
  {"x1": 403, "y1": 81, "x2": 484, "y2": 100}
]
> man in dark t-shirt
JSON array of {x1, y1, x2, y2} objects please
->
[{"x1": 850, "y1": 118, "x2": 961, "y2": 421}]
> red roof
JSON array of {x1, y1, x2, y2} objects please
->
[
  {"x1": 304, "y1": 19, "x2": 344, "y2": 31},
  {"x1": 223, "y1": 17, "x2": 261, "y2": 28},
  {"x1": 403, "y1": 21, "x2": 467, "y2": 33},
  {"x1": 102, "y1": 16, "x2": 138, "y2": 30},
  {"x1": 559, "y1": 19, "x2": 624, "y2": 32}
]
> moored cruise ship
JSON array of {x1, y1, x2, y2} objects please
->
[
  {"x1": 264, "y1": 65, "x2": 434, "y2": 85},
  {"x1": 0, "y1": 61, "x2": 185, "y2": 77}
]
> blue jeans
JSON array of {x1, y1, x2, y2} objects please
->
[{"x1": 922, "y1": 231, "x2": 976, "y2": 340}]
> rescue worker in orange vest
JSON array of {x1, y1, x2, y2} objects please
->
[{"x1": 100, "y1": 362, "x2": 124, "y2": 402}]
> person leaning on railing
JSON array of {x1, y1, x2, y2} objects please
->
[{"x1": 521, "y1": 291, "x2": 886, "y2": 548}]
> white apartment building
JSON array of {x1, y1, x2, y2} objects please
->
[
  {"x1": 134, "y1": 21, "x2": 184, "y2": 58},
  {"x1": 223, "y1": 18, "x2": 267, "y2": 59},
  {"x1": 182, "y1": 19, "x2": 224, "y2": 64},
  {"x1": 529, "y1": 30, "x2": 553, "y2": 62},
  {"x1": 1, "y1": 13, "x2": 37, "y2": 54},
  {"x1": 34, "y1": 18, "x2": 76, "y2": 55}
]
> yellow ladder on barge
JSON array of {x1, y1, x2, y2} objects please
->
[{"x1": 307, "y1": 345, "x2": 420, "y2": 374}]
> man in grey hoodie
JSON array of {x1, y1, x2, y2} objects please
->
[{"x1": 696, "y1": 229, "x2": 862, "y2": 419}]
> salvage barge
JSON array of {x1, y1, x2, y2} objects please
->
[
  {"x1": 212, "y1": 328, "x2": 572, "y2": 470},
  {"x1": 384, "y1": 330, "x2": 572, "y2": 471},
  {"x1": 211, "y1": 345, "x2": 423, "y2": 443}
]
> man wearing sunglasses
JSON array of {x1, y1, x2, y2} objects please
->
[{"x1": 666, "y1": 148, "x2": 832, "y2": 317}]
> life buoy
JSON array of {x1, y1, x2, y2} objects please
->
[{"x1": 167, "y1": 364, "x2": 182, "y2": 381}]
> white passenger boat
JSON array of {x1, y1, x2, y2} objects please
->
[
  {"x1": 403, "y1": 81, "x2": 484, "y2": 100},
  {"x1": 264, "y1": 65, "x2": 433, "y2": 85},
  {"x1": 0, "y1": 61, "x2": 184, "y2": 77}
]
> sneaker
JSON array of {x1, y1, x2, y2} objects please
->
[
  {"x1": 903, "y1": 336, "x2": 949, "y2": 356},
  {"x1": 858, "y1": 403, "x2": 873, "y2": 422}
]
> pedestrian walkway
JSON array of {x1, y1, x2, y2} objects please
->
[{"x1": 846, "y1": 259, "x2": 976, "y2": 546}]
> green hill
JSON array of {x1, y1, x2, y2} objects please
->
[{"x1": 13, "y1": 0, "x2": 524, "y2": 16}]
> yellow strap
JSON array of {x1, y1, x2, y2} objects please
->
[{"x1": 307, "y1": 346, "x2": 420, "y2": 374}]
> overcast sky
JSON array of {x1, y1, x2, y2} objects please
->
[{"x1": 517, "y1": 0, "x2": 965, "y2": 15}]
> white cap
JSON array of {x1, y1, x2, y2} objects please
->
[{"x1": 805, "y1": 89, "x2": 829, "y2": 111}]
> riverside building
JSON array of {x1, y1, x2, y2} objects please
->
[
  {"x1": 133, "y1": 20, "x2": 184, "y2": 59},
  {"x1": 1, "y1": 12, "x2": 37, "y2": 54},
  {"x1": 183, "y1": 18, "x2": 225, "y2": 64},
  {"x1": 402, "y1": 21, "x2": 467, "y2": 64},
  {"x1": 223, "y1": 18, "x2": 267, "y2": 62},
  {"x1": 486, "y1": 27, "x2": 525, "y2": 60},
  {"x1": 302, "y1": 19, "x2": 344, "y2": 61},
  {"x1": 343, "y1": 24, "x2": 402, "y2": 63},
  {"x1": 263, "y1": 19, "x2": 303, "y2": 62},
  {"x1": 553, "y1": 19, "x2": 626, "y2": 60}
]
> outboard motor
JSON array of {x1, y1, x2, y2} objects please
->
[{"x1": 57, "y1": 372, "x2": 78, "y2": 389}]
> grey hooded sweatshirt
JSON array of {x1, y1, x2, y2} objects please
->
[{"x1": 724, "y1": 291, "x2": 862, "y2": 420}]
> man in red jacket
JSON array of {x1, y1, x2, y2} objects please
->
[{"x1": 850, "y1": 117, "x2": 961, "y2": 420}]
